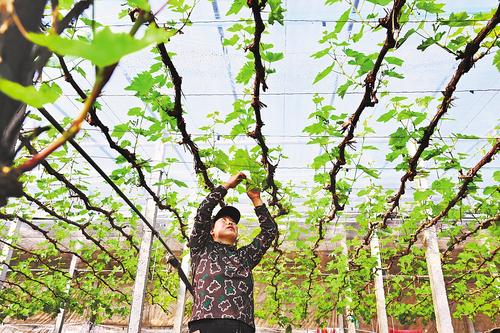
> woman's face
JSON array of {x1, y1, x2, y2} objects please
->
[{"x1": 210, "y1": 216, "x2": 238, "y2": 245}]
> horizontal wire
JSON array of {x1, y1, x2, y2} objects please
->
[
  {"x1": 72, "y1": 18, "x2": 491, "y2": 29},
  {"x1": 76, "y1": 129, "x2": 495, "y2": 140},
  {"x1": 62, "y1": 88, "x2": 500, "y2": 98},
  {"x1": 42, "y1": 155, "x2": 499, "y2": 171},
  {"x1": 48, "y1": 177, "x2": 492, "y2": 191}
]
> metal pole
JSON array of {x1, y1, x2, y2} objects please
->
[
  {"x1": 371, "y1": 232, "x2": 389, "y2": 333},
  {"x1": 54, "y1": 249, "x2": 80, "y2": 333},
  {"x1": 0, "y1": 219, "x2": 20, "y2": 289},
  {"x1": 424, "y1": 226, "x2": 455, "y2": 333},
  {"x1": 127, "y1": 142, "x2": 165, "y2": 333}
]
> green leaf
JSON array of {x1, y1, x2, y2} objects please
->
[
  {"x1": 396, "y1": 28, "x2": 416, "y2": 48},
  {"x1": 366, "y1": 0, "x2": 392, "y2": 6},
  {"x1": 415, "y1": 0, "x2": 445, "y2": 14},
  {"x1": 127, "y1": 107, "x2": 144, "y2": 117},
  {"x1": 389, "y1": 127, "x2": 409, "y2": 149},
  {"x1": 59, "y1": 0, "x2": 74, "y2": 10},
  {"x1": 311, "y1": 152, "x2": 331, "y2": 169},
  {"x1": 227, "y1": 23, "x2": 244, "y2": 33},
  {"x1": 352, "y1": 25, "x2": 364, "y2": 43},
  {"x1": 377, "y1": 109, "x2": 397, "y2": 122},
  {"x1": 493, "y1": 170, "x2": 500, "y2": 182},
  {"x1": 303, "y1": 122, "x2": 324, "y2": 135},
  {"x1": 483, "y1": 185, "x2": 498, "y2": 196},
  {"x1": 311, "y1": 47, "x2": 332, "y2": 59},
  {"x1": 75, "y1": 66, "x2": 87, "y2": 78},
  {"x1": 433, "y1": 31, "x2": 445, "y2": 42},
  {"x1": 493, "y1": 50, "x2": 500, "y2": 72},
  {"x1": 453, "y1": 133, "x2": 480, "y2": 140},
  {"x1": 385, "y1": 56, "x2": 404, "y2": 66},
  {"x1": 27, "y1": 25, "x2": 172, "y2": 67},
  {"x1": 127, "y1": 0, "x2": 151, "y2": 11},
  {"x1": 335, "y1": 8, "x2": 351, "y2": 34},
  {"x1": 313, "y1": 65, "x2": 333, "y2": 84},
  {"x1": 223, "y1": 34, "x2": 239, "y2": 46},
  {"x1": 385, "y1": 70, "x2": 405, "y2": 79},
  {"x1": 111, "y1": 124, "x2": 129, "y2": 139},
  {"x1": 345, "y1": 49, "x2": 375, "y2": 76},
  {"x1": 226, "y1": 0, "x2": 246, "y2": 16},
  {"x1": 268, "y1": 0, "x2": 285, "y2": 25},
  {"x1": 319, "y1": 30, "x2": 338, "y2": 44},
  {"x1": 358, "y1": 165, "x2": 379, "y2": 178},
  {"x1": 337, "y1": 79, "x2": 353, "y2": 98},
  {"x1": 27, "y1": 113, "x2": 42, "y2": 121},
  {"x1": 125, "y1": 71, "x2": 155, "y2": 95},
  {"x1": 172, "y1": 179, "x2": 188, "y2": 188},
  {"x1": 441, "y1": 12, "x2": 471, "y2": 27},
  {"x1": 262, "y1": 51, "x2": 284, "y2": 63},
  {"x1": 390, "y1": 96, "x2": 407, "y2": 103},
  {"x1": 417, "y1": 35, "x2": 440, "y2": 51},
  {"x1": 413, "y1": 189, "x2": 434, "y2": 201},
  {"x1": 0, "y1": 80, "x2": 61, "y2": 107},
  {"x1": 447, "y1": 35, "x2": 468, "y2": 52},
  {"x1": 473, "y1": 9, "x2": 496, "y2": 21},
  {"x1": 416, "y1": 96, "x2": 433, "y2": 108},
  {"x1": 431, "y1": 177, "x2": 454, "y2": 194},
  {"x1": 150, "y1": 62, "x2": 163, "y2": 73},
  {"x1": 236, "y1": 61, "x2": 254, "y2": 84}
]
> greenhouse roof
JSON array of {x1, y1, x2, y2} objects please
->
[{"x1": 30, "y1": 0, "x2": 498, "y2": 218}]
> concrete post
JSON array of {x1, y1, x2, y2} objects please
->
[
  {"x1": 370, "y1": 232, "x2": 389, "y2": 333},
  {"x1": 340, "y1": 223, "x2": 356, "y2": 333},
  {"x1": 127, "y1": 142, "x2": 165, "y2": 333},
  {"x1": 54, "y1": 250, "x2": 80, "y2": 333},
  {"x1": 0, "y1": 219, "x2": 21, "y2": 289},
  {"x1": 424, "y1": 226, "x2": 455, "y2": 333},
  {"x1": 171, "y1": 250, "x2": 191, "y2": 333}
]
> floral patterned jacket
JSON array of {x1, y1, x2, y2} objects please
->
[{"x1": 188, "y1": 185, "x2": 278, "y2": 328}]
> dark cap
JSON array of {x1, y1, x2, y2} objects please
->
[{"x1": 211, "y1": 206, "x2": 241, "y2": 227}]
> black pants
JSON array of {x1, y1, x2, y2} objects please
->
[{"x1": 188, "y1": 319, "x2": 255, "y2": 333}]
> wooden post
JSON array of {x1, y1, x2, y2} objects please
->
[
  {"x1": 371, "y1": 232, "x2": 389, "y2": 333},
  {"x1": 127, "y1": 143, "x2": 165, "y2": 333}
]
